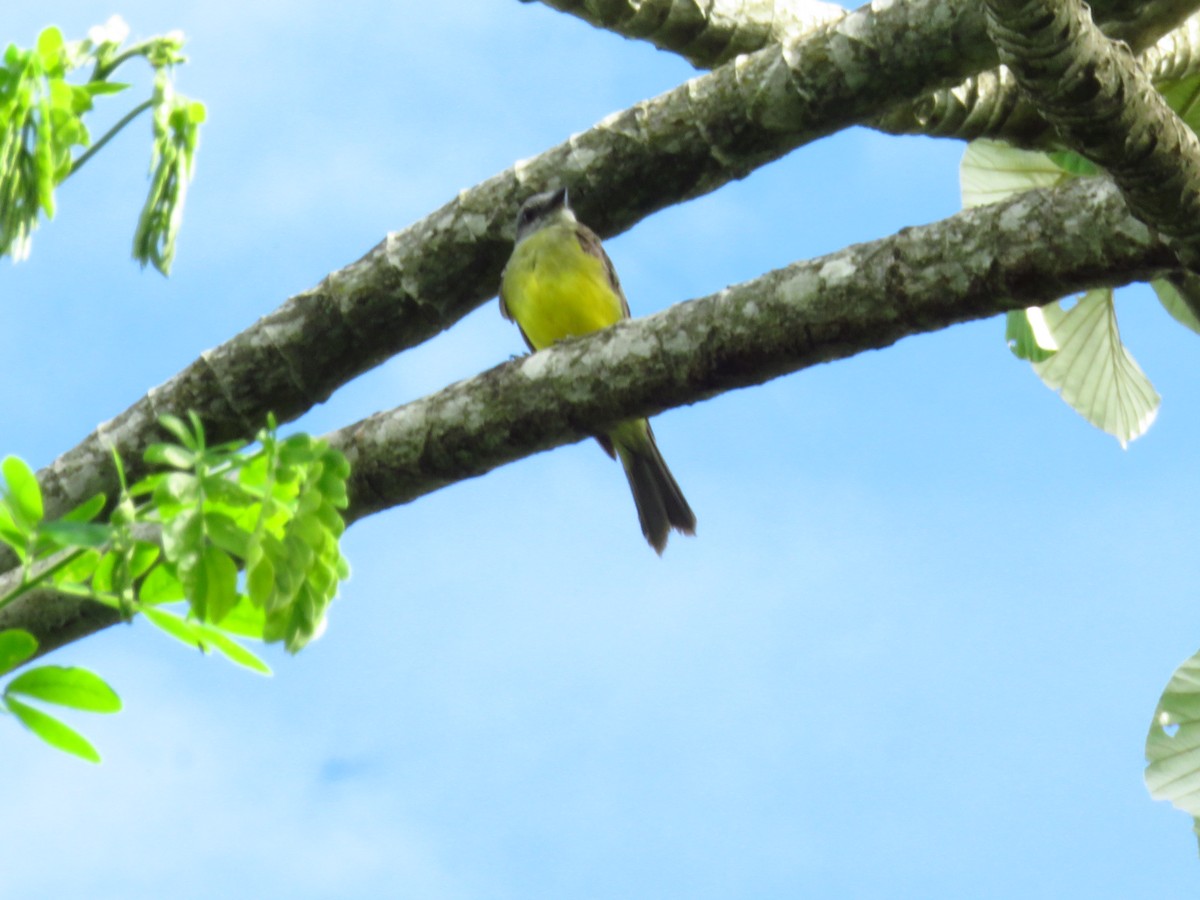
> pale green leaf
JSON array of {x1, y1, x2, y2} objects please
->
[
  {"x1": 1031, "y1": 290, "x2": 1159, "y2": 447},
  {"x1": 1146, "y1": 648, "x2": 1200, "y2": 832},
  {"x1": 1152, "y1": 277, "x2": 1200, "y2": 336},
  {"x1": 960, "y1": 139, "x2": 1072, "y2": 209}
]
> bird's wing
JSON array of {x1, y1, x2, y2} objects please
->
[
  {"x1": 498, "y1": 266, "x2": 537, "y2": 353},
  {"x1": 575, "y1": 223, "x2": 631, "y2": 320}
]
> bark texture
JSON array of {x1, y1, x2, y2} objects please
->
[{"x1": 985, "y1": 0, "x2": 1200, "y2": 266}]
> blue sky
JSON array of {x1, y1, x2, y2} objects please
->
[{"x1": 3, "y1": 2, "x2": 1200, "y2": 897}]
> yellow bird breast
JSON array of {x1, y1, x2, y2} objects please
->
[{"x1": 503, "y1": 225, "x2": 625, "y2": 351}]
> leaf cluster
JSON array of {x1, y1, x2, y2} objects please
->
[
  {"x1": 0, "y1": 413, "x2": 351, "y2": 760},
  {"x1": 0, "y1": 17, "x2": 204, "y2": 274},
  {"x1": 960, "y1": 63, "x2": 1200, "y2": 853},
  {"x1": 960, "y1": 71, "x2": 1200, "y2": 446}
]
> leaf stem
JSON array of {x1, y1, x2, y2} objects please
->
[
  {"x1": 69, "y1": 99, "x2": 153, "y2": 177},
  {"x1": 91, "y1": 40, "x2": 160, "y2": 81}
]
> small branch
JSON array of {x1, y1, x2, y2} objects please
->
[
  {"x1": 91, "y1": 39, "x2": 164, "y2": 81},
  {"x1": 69, "y1": 100, "x2": 154, "y2": 177}
]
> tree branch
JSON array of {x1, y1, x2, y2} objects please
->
[
  {"x1": 520, "y1": 0, "x2": 847, "y2": 70},
  {"x1": 527, "y1": 0, "x2": 1197, "y2": 66},
  {"x1": 334, "y1": 177, "x2": 1174, "y2": 521},
  {"x1": 5, "y1": 0, "x2": 1194, "y2": 654},
  {"x1": 2, "y1": 174, "x2": 1178, "y2": 655},
  {"x1": 531, "y1": 0, "x2": 1200, "y2": 148},
  {"x1": 985, "y1": 0, "x2": 1200, "y2": 267},
  {"x1": 13, "y1": 0, "x2": 1038, "y2": 562}
]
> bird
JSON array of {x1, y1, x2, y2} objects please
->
[{"x1": 499, "y1": 187, "x2": 696, "y2": 553}]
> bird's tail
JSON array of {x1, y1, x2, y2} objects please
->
[{"x1": 613, "y1": 421, "x2": 696, "y2": 555}]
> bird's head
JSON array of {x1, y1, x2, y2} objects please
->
[{"x1": 514, "y1": 187, "x2": 576, "y2": 242}]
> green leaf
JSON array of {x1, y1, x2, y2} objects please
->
[
  {"x1": 193, "y1": 625, "x2": 271, "y2": 675},
  {"x1": 154, "y1": 472, "x2": 200, "y2": 513},
  {"x1": 247, "y1": 556, "x2": 275, "y2": 607},
  {"x1": 204, "y1": 511, "x2": 250, "y2": 559},
  {"x1": 193, "y1": 544, "x2": 238, "y2": 623},
  {"x1": 1005, "y1": 308, "x2": 1057, "y2": 363},
  {"x1": 1045, "y1": 150, "x2": 1099, "y2": 177},
  {"x1": 213, "y1": 594, "x2": 268, "y2": 639},
  {"x1": 35, "y1": 27, "x2": 64, "y2": 73},
  {"x1": 1152, "y1": 277, "x2": 1200, "y2": 336},
  {"x1": 7, "y1": 665, "x2": 120, "y2": 712},
  {"x1": 63, "y1": 493, "x2": 106, "y2": 523},
  {"x1": 83, "y1": 81, "x2": 130, "y2": 97},
  {"x1": 157, "y1": 413, "x2": 197, "y2": 449},
  {"x1": 1146, "y1": 647, "x2": 1200, "y2": 841},
  {"x1": 161, "y1": 507, "x2": 203, "y2": 561},
  {"x1": 1031, "y1": 290, "x2": 1160, "y2": 447},
  {"x1": 92, "y1": 550, "x2": 116, "y2": 595},
  {"x1": 0, "y1": 629, "x2": 38, "y2": 676},
  {"x1": 144, "y1": 442, "x2": 196, "y2": 469},
  {"x1": 129, "y1": 541, "x2": 161, "y2": 579},
  {"x1": 139, "y1": 563, "x2": 184, "y2": 605},
  {"x1": 5, "y1": 695, "x2": 100, "y2": 762},
  {"x1": 960, "y1": 140, "x2": 1073, "y2": 209},
  {"x1": 2, "y1": 456, "x2": 43, "y2": 528},
  {"x1": 1161, "y1": 72, "x2": 1200, "y2": 134},
  {"x1": 317, "y1": 472, "x2": 348, "y2": 509},
  {"x1": 141, "y1": 606, "x2": 203, "y2": 649},
  {"x1": 53, "y1": 549, "x2": 100, "y2": 586},
  {"x1": 0, "y1": 505, "x2": 27, "y2": 557},
  {"x1": 37, "y1": 520, "x2": 111, "y2": 550},
  {"x1": 141, "y1": 605, "x2": 269, "y2": 673}
]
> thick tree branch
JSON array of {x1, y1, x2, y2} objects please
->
[
  {"x1": 878, "y1": 12, "x2": 1200, "y2": 145},
  {"x1": 528, "y1": 0, "x2": 1197, "y2": 65},
  {"x1": 531, "y1": 0, "x2": 1200, "y2": 148},
  {"x1": 985, "y1": 0, "x2": 1200, "y2": 267},
  {"x1": 4, "y1": 0, "x2": 1193, "y2": 654},
  {"x1": 15, "y1": 0, "x2": 1032, "y2": 559},
  {"x1": 2, "y1": 174, "x2": 1177, "y2": 655},
  {"x1": 334, "y1": 177, "x2": 1174, "y2": 520},
  {"x1": 1143, "y1": 10, "x2": 1200, "y2": 81},
  {"x1": 519, "y1": 0, "x2": 847, "y2": 69},
  {"x1": 875, "y1": 17, "x2": 1191, "y2": 144}
]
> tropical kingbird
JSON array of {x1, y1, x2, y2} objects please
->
[{"x1": 499, "y1": 187, "x2": 696, "y2": 553}]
